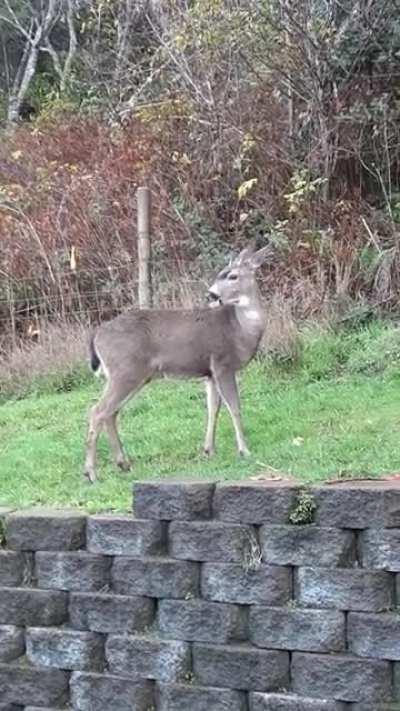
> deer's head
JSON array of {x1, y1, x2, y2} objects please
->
[{"x1": 208, "y1": 245, "x2": 270, "y2": 307}]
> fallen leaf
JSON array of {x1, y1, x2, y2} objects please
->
[{"x1": 292, "y1": 437, "x2": 304, "y2": 447}]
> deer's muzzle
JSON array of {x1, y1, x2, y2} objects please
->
[{"x1": 208, "y1": 290, "x2": 221, "y2": 307}]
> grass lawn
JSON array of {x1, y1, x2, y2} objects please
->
[{"x1": 1, "y1": 323, "x2": 400, "y2": 513}]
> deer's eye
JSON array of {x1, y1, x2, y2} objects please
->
[{"x1": 228, "y1": 273, "x2": 238, "y2": 281}]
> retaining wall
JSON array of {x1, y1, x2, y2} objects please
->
[{"x1": 0, "y1": 479, "x2": 399, "y2": 710}]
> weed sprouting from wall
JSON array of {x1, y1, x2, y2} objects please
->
[{"x1": 289, "y1": 490, "x2": 317, "y2": 526}]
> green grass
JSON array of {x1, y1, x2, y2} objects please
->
[{"x1": 1, "y1": 321, "x2": 400, "y2": 512}]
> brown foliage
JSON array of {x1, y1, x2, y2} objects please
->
[{"x1": 0, "y1": 79, "x2": 399, "y2": 355}]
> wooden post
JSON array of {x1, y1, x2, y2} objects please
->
[{"x1": 137, "y1": 186, "x2": 152, "y2": 308}]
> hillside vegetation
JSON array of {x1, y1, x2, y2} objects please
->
[{"x1": 1, "y1": 1, "x2": 400, "y2": 353}]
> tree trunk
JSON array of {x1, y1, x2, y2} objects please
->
[
  {"x1": 60, "y1": 0, "x2": 77, "y2": 92},
  {"x1": 7, "y1": 25, "x2": 41, "y2": 124},
  {"x1": 5, "y1": 0, "x2": 62, "y2": 124}
]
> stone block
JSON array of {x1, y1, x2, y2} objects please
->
[
  {"x1": 360, "y1": 528, "x2": 400, "y2": 572},
  {"x1": 158, "y1": 599, "x2": 246, "y2": 643},
  {"x1": 384, "y1": 484, "x2": 400, "y2": 527},
  {"x1": 291, "y1": 652, "x2": 392, "y2": 703},
  {"x1": 395, "y1": 661, "x2": 400, "y2": 699},
  {"x1": 348, "y1": 612, "x2": 400, "y2": 660},
  {"x1": 70, "y1": 671, "x2": 154, "y2": 711},
  {"x1": 213, "y1": 481, "x2": 299, "y2": 524},
  {"x1": 348, "y1": 704, "x2": 400, "y2": 711},
  {"x1": 192, "y1": 643, "x2": 289, "y2": 692},
  {"x1": 393, "y1": 662, "x2": 400, "y2": 711},
  {"x1": 0, "y1": 663, "x2": 69, "y2": 706},
  {"x1": 112, "y1": 556, "x2": 199, "y2": 598},
  {"x1": 250, "y1": 694, "x2": 346, "y2": 710},
  {"x1": 158, "y1": 683, "x2": 247, "y2": 711},
  {"x1": 134, "y1": 480, "x2": 215, "y2": 520},
  {"x1": 201, "y1": 562, "x2": 291, "y2": 605},
  {"x1": 69, "y1": 592, "x2": 155, "y2": 634},
  {"x1": 35, "y1": 552, "x2": 111, "y2": 592},
  {"x1": 169, "y1": 521, "x2": 258, "y2": 563},
  {"x1": 250, "y1": 606, "x2": 345, "y2": 652},
  {"x1": 397, "y1": 574, "x2": 400, "y2": 606},
  {"x1": 87, "y1": 515, "x2": 164, "y2": 555},
  {"x1": 5, "y1": 509, "x2": 86, "y2": 550},
  {"x1": 0, "y1": 552, "x2": 27, "y2": 587},
  {"x1": 260, "y1": 526, "x2": 355, "y2": 567},
  {"x1": 0, "y1": 627, "x2": 24, "y2": 662},
  {"x1": 312, "y1": 482, "x2": 400, "y2": 528},
  {"x1": 106, "y1": 635, "x2": 190, "y2": 683},
  {"x1": 26, "y1": 627, "x2": 104, "y2": 672},
  {"x1": 0, "y1": 508, "x2": 15, "y2": 543},
  {"x1": 0, "y1": 588, "x2": 67, "y2": 626},
  {"x1": 295, "y1": 567, "x2": 393, "y2": 611}
]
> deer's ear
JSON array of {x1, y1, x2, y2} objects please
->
[
  {"x1": 232, "y1": 246, "x2": 255, "y2": 267},
  {"x1": 250, "y1": 245, "x2": 271, "y2": 269}
]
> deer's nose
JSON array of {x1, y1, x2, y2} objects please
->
[{"x1": 208, "y1": 290, "x2": 221, "y2": 306}]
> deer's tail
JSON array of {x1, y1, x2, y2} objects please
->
[{"x1": 89, "y1": 333, "x2": 101, "y2": 373}]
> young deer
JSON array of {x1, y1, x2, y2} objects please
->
[{"x1": 84, "y1": 245, "x2": 269, "y2": 482}]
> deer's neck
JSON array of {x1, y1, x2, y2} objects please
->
[
  {"x1": 230, "y1": 290, "x2": 266, "y2": 370},
  {"x1": 233, "y1": 289, "x2": 265, "y2": 335}
]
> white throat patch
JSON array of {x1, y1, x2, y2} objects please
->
[
  {"x1": 245, "y1": 309, "x2": 261, "y2": 321},
  {"x1": 237, "y1": 295, "x2": 250, "y2": 307},
  {"x1": 236, "y1": 295, "x2": 261, "y2": 321}
]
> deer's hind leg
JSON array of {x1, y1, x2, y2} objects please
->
[
  {"x1": 104, "y1": 412, "x2": 131, "y2": 472},
  {"x1": 84, "y1": 371, "x2": 149, "y2": 482}
]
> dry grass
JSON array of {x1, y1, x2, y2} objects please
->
[
  {"x1": 0, "y1": 321, "x2": 89, "y2": 401},
  {"x1": 262, "y1": 296, "x2": 302, "y2": 365}
]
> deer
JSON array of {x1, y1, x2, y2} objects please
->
[{"x1": 84, "y1": 245, "x2": 269, "y2": 482}]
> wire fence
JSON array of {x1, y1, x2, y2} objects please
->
[{"x1": 0, "y1": 257, "x2": 213, "y2": 352}]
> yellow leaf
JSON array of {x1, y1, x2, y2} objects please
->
[
  {"x1": 237, "y1": 178, "x2": 258, "y2": 200},
  {"x1": 180, "y1": 153, "x2": 192, "y2": 166},
  {"x1": 70, "y1": 245, "x2": 78, "y2": 271}
]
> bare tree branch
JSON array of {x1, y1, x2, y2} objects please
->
[{"x1": 4, "y1": 0, "x2": 79, "y2": 122}]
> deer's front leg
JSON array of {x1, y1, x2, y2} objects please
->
[
  {"x1": 203, "y1": 377, "x2": 221, "y2": 456},
  {"x1": 212, "y1": 368, "x2": 250, "y2": 457}
]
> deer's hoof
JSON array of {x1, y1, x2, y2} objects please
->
[
  {"x1": 83, "y1": 468, "x2": 97, "y2": 484},
  {"x1": 117, "y1": 458, "x2": 132, "y2": 472},
  {"x1": 203, "y1": 447, "x2": 215, "y2": 457},
  {"x1": 239, "y1": 447, "x2": 251, "y2": 458}
]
